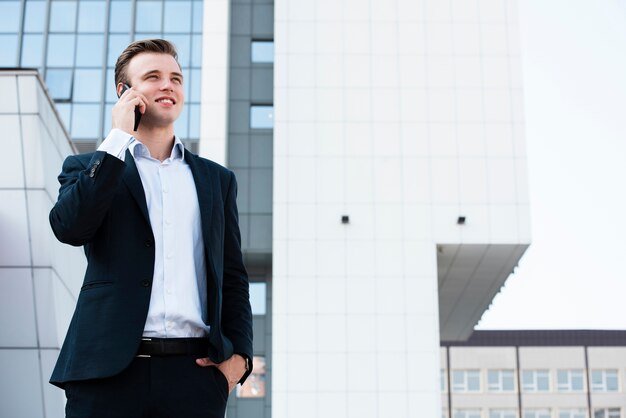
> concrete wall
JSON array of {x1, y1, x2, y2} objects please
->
[{"x1": 0, "y1": 70, "x2": 85, "y2": 418}]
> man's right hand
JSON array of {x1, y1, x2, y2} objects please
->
[{"x1": 112, "y1": 86, "x2": 148, "y2": 134}]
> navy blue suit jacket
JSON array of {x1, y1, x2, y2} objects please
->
[{"x1": 49, "y1": 149, "x2": 253, "y2": 388}]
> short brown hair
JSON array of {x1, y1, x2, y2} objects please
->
[{"x1": 114, "y1": 39, "x2": 179, "y2": 87}]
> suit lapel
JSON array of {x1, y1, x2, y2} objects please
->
[
  {"x1": 122, "y1": 149, "x2": 150, "y2": 223},
  {"x1": 185, "y1": 151, "x2": 214, "y2": 245}
]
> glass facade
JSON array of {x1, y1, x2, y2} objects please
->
[{"x1": 1, "y1": 0, "x2": 204, "y2": 150}]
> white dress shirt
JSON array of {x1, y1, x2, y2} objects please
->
[{"x1": 98, "y1": 129, "x2": 209, "y2": 338}]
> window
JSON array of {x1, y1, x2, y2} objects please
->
[
  {"x1": 591, "y1": 370, "x2": 618, "y2": 392},
  {"x1": 594, "y1": 409, "x2": 621, "y2": 418},
  {"x1": 251, "y1": 41, "x2": 274, "y2": 63},
  {"x1": 49, "y1": 1, "x2": 78, "y2": 32},
  {"x1": 0, "y1": 1, "x2": 21, "y2": 33},
  {"x1": 249, "y1": 282, "x2": 266, "y2": 315},
  {"x1": 24, "y1": 1, "x2": 47, "y2": 33},
  {"x1": 524, "y1": 409, "x2": 551, "y2": 418},
  {"x1": 78, "y1": 1, "x2": 106, "y2": 33},
  {"x1": 76, "y1": 35, "x2": 105, "y2": 67},
  {"x1": 109, "y1": 1, "x2": 132, "y2": 33},
  {"x1": 47, "y1": 34, "x2": 76, "y2": 67},
  {"x1": 73, "y1": 69, "x2": 103, "y2": 102},
  {"x1": 452, "y1": 370, "x2": 481, "y2": 392},
  {"x1": 135, "y1": 1, "x2": 163, "y2": 32},
  {"x1": 490, "y1": 410, "x2": 517, "y2": 418},
  {"x1": 71, "y1": 104, "x2": 101, "y2": 138},
  {"x1": 557, "y1": 369, "x2": 584, "y2": 392},
  {"x1": 21, "y1": 34, "x2": 44, "y2": 68},
  {"x1": 559, "y1": 409, "x2": 586, "y2": 418},
  {"x1": 236, "y1": 356, "x2": 266, "y2": 398},
  {"x1": 441, "y1": 369, "x2": 446, "y2": 392},
  {"x1": 454, "y1": 410, "x2": 481, "y2": 418},
  {"x1": 164, "y1": 1, "x2": 192, "y2": 33},
  {"x1": 487, "y1": 370, "x2": 515, "y2": 392},
  {"x1": 0, "y1": 35, "x2": 18, "y2": 66},
  {"x1": 522, "y1": 370, "x2": 550, "y2": 392},
  {"x1": 250, "y1": 105, "x2": 274, "y2": 129},
  {"x1": 46, "y1": 69, "x2": 74, "y2": 101}
]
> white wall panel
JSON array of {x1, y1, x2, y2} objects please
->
[
  {"x1": 0, "y1": 349, "x2": 44, "y2": 418},
  {"x1": 0, "y1": 75, "x2": 19, "y2": 113},
  {"x1": 0, "y1": 115, "x2": 25, "y2": 188}
]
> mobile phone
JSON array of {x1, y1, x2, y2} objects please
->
[{"x1": 118, "y1": 83, "x2": 142, "y2": 131}]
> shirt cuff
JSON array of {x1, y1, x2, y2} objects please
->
[{"x1": 98, "y1": 128, "x2": 134, "y2": 161}]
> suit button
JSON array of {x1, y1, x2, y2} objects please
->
[
  {"x1": 141, "y1": 280, "x2": 151, "y2": 287},
  {"x1": 144, "y1": 240, "x2": 153, "y2": 247}
]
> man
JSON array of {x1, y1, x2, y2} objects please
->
[{"x1": 49, "y1": 39, "x2": 253, "y2": 418}]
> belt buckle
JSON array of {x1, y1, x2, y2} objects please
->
[{"x1": 137, "y1": 337, "x2": 152, "y2": 358}]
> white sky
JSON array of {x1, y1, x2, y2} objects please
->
[{"x1": 476, "y1": 0, "x2": 626, "y2": 330}]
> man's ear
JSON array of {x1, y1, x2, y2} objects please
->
[{"x1": 116, "y1": 83, "x2": 125, "y2": 98}]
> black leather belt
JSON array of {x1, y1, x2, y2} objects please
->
[{"x1": 136, "y1": 337, "x2": 209, "y2": 357}]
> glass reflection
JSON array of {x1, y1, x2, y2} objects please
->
[
  {"x1": 251, "y1": 41, "x2": 274, "y2": 63},
  {"x1": 250, "y1": 106, "x2": 274, "y2": 129},
  {"x1": 109, "y1": 1, "x2": 132, "y2": 33},
  {"x1": 46, "y1": 69, "x2": 74, "y2": 101},
  {"x1": 76, "y1": 35, "x2": 104, "y2": 67},
  {"x1": 164, "y1": 1, "x2": 192, "y2": 33},
  {"x1": 47, "y1": 35, "x2": 76, "y2": 67},
  {"x1": 192, "y1": 1, "x2": 203, "y2": 33},
  {"x1": 24, "y1": 1, "x2": 47, "y2": 33},
  {"x1": 21, "y1": 35, "x2": 44, "y2": 68},
  {"x1": 0, "y1": 35, "x2": 18, "y2": 66},
  {"x1": 74, "y1": 69, "x2": 103, "y2": 102},
  {"x1": 50, "y1": 1, "x2": 78, "y2": 32},
  {"x1": 136, "y1": 1, "x2": 163, "y2": 33},
  {"x1": 78, "y1": 1, "x2": 106, "y2": 33},
  {"x1": 72, "y1": 104, "x2": 101, "y2": 138},
  {"x1": 0, "y1": 2, "x2": 21, "y2": 33},
  {"x1": 108, "y1": 34, "x2": 131, "y2": 66}
]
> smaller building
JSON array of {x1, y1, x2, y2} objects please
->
[{"x1": 441, "y1": 330, "x2": 626, "y2": 418}]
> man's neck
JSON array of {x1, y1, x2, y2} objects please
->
[{"x1": 134, "y1": 125, "x2": 176, "y2": 162}]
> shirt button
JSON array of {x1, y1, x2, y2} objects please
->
[
  {"x1": 140, "y1": 279, "x2": 151, "y2": 287},
  {"x1": 162, "y1": 188, "x2": 168, "y2": 193},
  {"x1": 166, "y1": 322, "x2": 173, "y2": 329},
  {"x1": 166, "y1": 288, "x2": 172, "y2": 295},
  {"x1": 166, "y1": 253, "x2": 173, "y2": 259},
  {"x1": 165, "y1": 219, "x2": 171, "y2": 225}
]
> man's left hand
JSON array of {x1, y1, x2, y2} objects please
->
[{"x1": 196, "y1": 354, "x2": 247, "y2": 393}]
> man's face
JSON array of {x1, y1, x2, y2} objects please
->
[{"x1": 124, "y1": 52, "x2": 184, "y2": 128}]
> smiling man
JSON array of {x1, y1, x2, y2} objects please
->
[{"x1": 49, "y1": 39, "x2": 253, "y2": 418}]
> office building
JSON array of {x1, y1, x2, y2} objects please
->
[{"x1": 1, "y1": 0, "x2": 532, "y2": 417}]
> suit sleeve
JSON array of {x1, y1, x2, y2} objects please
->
[
  {"x1": 221, "y1": 170, "x2": 254, "y2": 383},
  {"x1": 49, "y1": 151, "x2": 126, "y2": 246}
]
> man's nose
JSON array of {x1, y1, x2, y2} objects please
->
[{"x1": 160, "y1": 79, "x2": 174, "y2": 91}]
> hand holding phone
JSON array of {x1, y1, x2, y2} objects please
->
[{"x1": 118, "y1": 83, "x2": 142, "y2": 131}]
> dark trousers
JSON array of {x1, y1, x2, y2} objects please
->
[{"x1": 65, "y1": 355, "x2": 229, "y2": 418}]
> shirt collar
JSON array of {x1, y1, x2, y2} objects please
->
[{"x1": 130, "y1": 136, "x2": 185, "y2": 161}]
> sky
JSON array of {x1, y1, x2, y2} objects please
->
[{"x1": 476, "y1": 0, "x2": 626, "y2": 330}]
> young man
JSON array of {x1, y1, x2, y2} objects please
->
[{"x1": 49, "y1": 39, "x2": 253, "y2": 418}]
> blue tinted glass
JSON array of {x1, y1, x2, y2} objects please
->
[
  {"x1": 0, "y1": 2, "x2": 21, "y2": 32},
  {"x1": 109, "y1": 0, "x2": 132, "y2": 32},
  {"x1": 0, "y1": 35, "x2": 18, "y2": 66},
  {"x1": 251, "y1": 41, "x2": 274, "y2": 63},
  {"x1": 50, "y1": 1, "x2": 78, "y2": 32},
  {"x1": 102, "y1": 103, "x2": 114, "y2": 136},
  {"x1": 189, "y1": 68, "x2": 201, "y2": 102},
  {"x1": 56, "y1": 103, "x2": 72, "y2": 131},
  {"x1": 134, "y1": 33, "x2": 160, "y2": 41},
  {"x1": 192, "y1": 1, "x2": 203, "y2": 33},
  {"x1": 164, "y1": 1, "x2": 191, "y2": 33},
  {"x1": 174, "y1": 105, "x2": 189, "y2": 138},
  {"x1": 78, "y1": 1, "x2": 106, "y2": 32},
  {"x1": 47, "y1": 34, "x2": 76, "y2": 66},
  {"x1": 105, "y1": 68, "x2": 117, "y2": 102},
  {"x1": 71, "y1": 104, "x2": 101, "y2": 138},
  {"x1": 108, "y1": 34, "x2": 131, "y2": 66},
  {"x1": 191, "y1": 34, "x2": 202, "y2": 67},
  {"x1": 21, "y1": 35, "x2": 44, "y2": 67},
  {"x1": 76, "y1": 34, "x2": 104, "y2": 67},
  {"x1": 136, "y1": 1, "x2": 163, "y2": 33},
  {"x1": 168, "y1": 35, "x2": 190, "y2": 67},
  {"x1": 250, "y1": 106, "x2": 274, "y2": 129},
  {"x1": 45, "y1": 69, "x2": 74, "y2": 101},
  {"x1": 74, "y1": 69, "x2": 103, "y2": 102},
  {"x1": 181, "y1": 67, "x2": 190, "y2": 99},
  {"x1": 249, "y1": 283, "x2": 266, "y2": 315},
  {"x1": 24, "y1": 1, "x2": 47, "y2": 32},
  {"x1": 188, "y1": 103, "x2": 199, "y2": 139}
]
